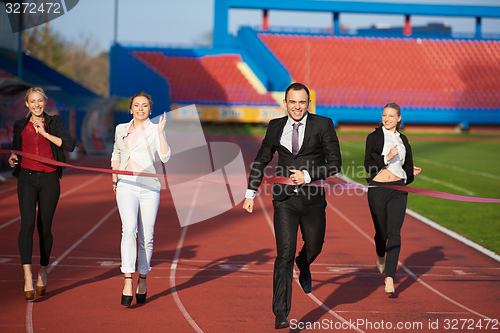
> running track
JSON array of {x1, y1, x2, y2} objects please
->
[{"x1": 0, "y1": 134, "x2": 499, "y2": 332}]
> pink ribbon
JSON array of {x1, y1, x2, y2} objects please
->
[{"x1": 2, "y1": 149, "x2": 499, "y2": 203}]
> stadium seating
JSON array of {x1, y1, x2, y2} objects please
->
[
  {"x1": 133, "y1": 52, "x2": 278, "y2": 105},
  {"x1": 0, "y1": 69, "x2": 13, "y2": 79},
  {"x1": 259, "y1": 33, "x2": 500, "y2": 109}
]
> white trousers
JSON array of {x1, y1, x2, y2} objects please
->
[{"x1": 116, "y1": 176, "x2": 160, "y2": 275}]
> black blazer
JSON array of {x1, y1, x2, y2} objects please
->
[
  {"x1": 364, "y1": 125, "x2": 414, "y2": 185},
  {"x1": 12, "y1": 112, "x2": 75, "y2": 178},
  {"x1": 248, "y1": 113, "x2": 342, "y2": 204}
]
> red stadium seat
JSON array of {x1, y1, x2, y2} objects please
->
[
  {"x1": 258, "y1": 33, "x2": 500, "y2": 108},
  {"x1": 132, "y1": 51, "x2": 278, "y2": 105}
]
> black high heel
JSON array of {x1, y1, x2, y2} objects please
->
[
  {"x1": 136, "y1": 275, "x2": 147, "y2": 304},
  {"x1": 121, "y1": 276, "x2": 133, "y2": 306}
]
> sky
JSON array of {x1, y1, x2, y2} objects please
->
[{"x1": 46, "y1": 0, "x2": 500, "y2": 52}]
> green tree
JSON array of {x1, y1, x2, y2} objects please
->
[
  {"x1": 22, "y1": 23, "x2": 109, "y2": 97},
  {"x1": 23, "y1": 23, "x2": 65, "y2": 68}
]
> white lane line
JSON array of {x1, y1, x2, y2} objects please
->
[
  {"x1": 4, "y1": 266, "x2": 497, "y2": 279},
  {"x1": 55, "y1": 257, "x2": 500, "y2": 270},
  {"x1": 170, "y1": 226, "x2": 204, "y2": 333},
  {"x1": 169, "y1": 174, "x2": 204, "y2": 332},
  {"x1": 47, "y1": 208, "x2": 117, "y2": 272},
  {"x1": 0, "y1": 174, "x2": 105, "y2": 230},
  {"x1": 26, "y1": 205, "x2": 117, "y2": 333},
  {"x1": 3, "y1": 263, "x2": 497, "y2": 279},
  {"x1": 399, "y1": 264, "x2": 490, "y2": 319},
  {"x1": 22, "y1": 173, "x2": 109, "y2": 333},
  {"x1": 257, "y1": 194, "x2": 274, "y2": 237},
  {"x1": 396, "y1": 265, "x2": 500, "y2": 270},
  {"x1": 0, "y1": 185, "x2": 16, "y2": 195},
  {"x1": 405, "y1": 209, "x2": 500, "y2": 262},
  {"x1": 327, "y1": 203, "x2": 491, "y2": 320},
  {"x1": 336, "y1": 173, "x2": 500, "y2": 263},
  {"x1": 0, "y1": 216, "x2": 20, "y2": 231},
  {"x1": 25, "y1": 303, "x2": 33, "y2": 333},
  {"x1": 335, "y1": 310, "x2": 470, "y2": 315},
  {"x1": 59, "y1": 174, "x2": 106, "y2": 199},
  {"x1": 6, "y1": 272, "x2": 497, "y2": 283},
  {"x1": 415, "y1": 157, "x2": 500, "y2": 181},
  {"x1": 417, "y1": 174, "x2": 475, "y2": 196},
  {"x1": 256, "y1": 194, "x2": 365, "y2": 333},
  {"x1": 453, "y1": 270, "x2": 467, "y2": 275}
]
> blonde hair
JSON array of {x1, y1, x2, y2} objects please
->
[
  {"x1": 25, "y1": 87, "x2": 48, "y2": 117},
  {"x1": 25, "y1": 87, "x2": 48, "y2": 102}
]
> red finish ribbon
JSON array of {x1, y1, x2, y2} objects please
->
[{"x1": 1, "y1": 149, "x2": 499, "y2": 203}]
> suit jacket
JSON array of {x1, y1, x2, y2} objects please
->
[
  {"x1": 111, "y1": 120, "x2": 171, "y2": 181},
  {"x1": 248, "y1": 113, "x2": 342, "y2": 204},
  {"x1": 364, "y1": 125, "x2": 414, "y2": 185},
  {"x1": 12, "y1": 112, "x2": 75, "y2": 178}
]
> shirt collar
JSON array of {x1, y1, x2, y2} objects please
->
[
  {"x1": 382, "y1": 125, "x2": 400, "y2": 137},
  {"x1": 128, "y1": 118, "x2": 150, "y2": 134},
  {"x1": 286, "y1": 112, "x2": 308, "y2": 127}
]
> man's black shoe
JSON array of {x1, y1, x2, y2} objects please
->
[
  {"x1": 296, "y1": 256, "x2": 312, "y2": 294},
  {"x1": 275, "y1": 314, "x2": 289, "y2": 329}
]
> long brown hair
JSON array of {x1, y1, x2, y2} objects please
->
[
  {"x1": 383, "y1": 102, "x2": 402, "y2": 132},
  {"x1": 129, "y1": 91, "x2": 153, "y2": 113}
]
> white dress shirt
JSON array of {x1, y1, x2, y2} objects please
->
[
  {"x1": 245, "y1": 114, "x2": 311, "y2": 199},
  {"x1": 111, "y1": 119, "x2": 171, "y2": 182},
  {"x1": 380, "y1": 126, "x2": 407, "y2": 181}
]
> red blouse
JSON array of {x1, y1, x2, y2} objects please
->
[{"x1": 20, "y1": 121, "x2": 58, "y2": 173}]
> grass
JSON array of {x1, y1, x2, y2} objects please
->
[
  {"x1": 202, "y1": 123, "x2": 268, "y2": 136},
  {"x1": 203, "y1": 123, "x2": 500, "y2": 138},
  {"x1": 339, "y1": 139, "x2": 500, "y2": 254},
  {"x1": 203, "y1": 122, "x2": 500, "y2": 253}
]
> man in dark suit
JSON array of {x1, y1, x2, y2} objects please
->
[{"x1": 243, "y1": 82, "x2": 341, "y2": 329}]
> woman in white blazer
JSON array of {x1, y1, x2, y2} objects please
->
[{"x1": 111, "y1": 92, "x2": 171, "y2": 306}]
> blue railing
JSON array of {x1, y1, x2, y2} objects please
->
[
  {"x1": 253, "y1": 26, "x2": 500, "y2": 41},
  {"x1": 315, "y1": 88, "x2": 500, "y2": 110}
]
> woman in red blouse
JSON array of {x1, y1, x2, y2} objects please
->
[{"x1": 8, "y1": 87, "x2": 75, "y2": 300}]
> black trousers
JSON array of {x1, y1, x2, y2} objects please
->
[
  {"x1": 272, "y1": 194, "x2": 327, "y2": 316},
  {"x1": 17, "y1": 169, "x2": 60, "y2": 266},
  {"x1": 367, "y1": 179, "x2": 407, "y2": 279}
]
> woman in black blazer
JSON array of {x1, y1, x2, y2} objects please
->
[
  {"x1": 8, "y1": 87, "x2": 75, "y2": 300},
  {"x1": 364, "y1": 103, "x2": 421, "y2": 295}
]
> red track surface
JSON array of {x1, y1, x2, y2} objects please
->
[{"x1": 0, "y1": 135, "x2": 499, "y2": 332}]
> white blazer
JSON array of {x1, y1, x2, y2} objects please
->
[{"x1": 111, "y1": 120, "x2": 171, "y2": 184}]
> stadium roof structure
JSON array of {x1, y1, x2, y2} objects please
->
[{"x1": 214, "y1": 0, "x2": 500, "y2": 46}]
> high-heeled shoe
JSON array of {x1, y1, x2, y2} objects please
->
[
  {"x1": 376, "y1": 255, "x2": 385, "y2": 273},
  {"x1": 24, "y1": 290, "x2": 35, "y2": 300},
  {"x1": 24, "y1": 279, "x2": 34, "y2": 300},
  {"x1": 36, "y1": 273, "x2": 47, "y2": 296},
  {"x1": 384, "y1": 277, "x2": 395, "y2": 295},
  {"x1": 136, "y1": 275, "x2": 147, "y2": 304},
  {"x1": 35, "y1": 285, "x2": 46, "y2": 296},
  {"x1": 121, "y1": 276, "x2": 133, "y2": 306}
]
